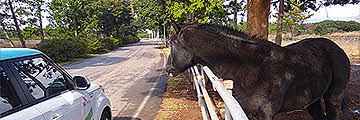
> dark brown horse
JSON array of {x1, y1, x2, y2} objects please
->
[{"x1": 166, "y1": 22, "x2": 350, "y2": 120}]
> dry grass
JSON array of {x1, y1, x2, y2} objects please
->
[
  {"x1": 0, "y1": 40, "x2": 41, "y2": 48},
  {"x1": 326, "y1": 31, "x2": 360, "y2": 37},
  {"x1": 269, "y1": 31, "x2": 360, "y2": 57}
]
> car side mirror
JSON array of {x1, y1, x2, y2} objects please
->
[{"x1": 73, "y1": 75, "x2": 91, "y2": 90}]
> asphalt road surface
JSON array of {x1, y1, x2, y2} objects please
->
[{"x1": 63, "y1": 40, "x2": 167, "y2": 120}]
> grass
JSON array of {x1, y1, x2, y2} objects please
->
[
  {"x1": 350, "y1": 55, "x2": 360, "y2": 59},
  {"x1": 166, "y1": 77, "x2": 177, "y2": 91}
]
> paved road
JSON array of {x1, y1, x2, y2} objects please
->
[{"x1": 63, "y1": 40, "x2": 167, "y2": 120}]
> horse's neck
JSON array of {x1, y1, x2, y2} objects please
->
[
  {"x1": 196, "y1": 38, "x2": 278, "y2": 79},
  {"x1": 199, "y1": 38, "x2": 271, "y2": 63}
]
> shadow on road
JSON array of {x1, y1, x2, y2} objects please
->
[
  {"x1": 64, "y1": 56, "x2": 129, "y2": 70},
  {"x1": 140, "y1": 74, "x2": 168, "y2": 98},
  {"x1": 124, "y1": 41, "x2": 158, "y2": 47}
]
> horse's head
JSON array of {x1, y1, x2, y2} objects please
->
[{"x1": 166, "y1": 21, "x2": 198, "y2": 77}]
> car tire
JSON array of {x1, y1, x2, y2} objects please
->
[{"x1": 100, "y1": 109, "x2": 111, "y2": 120}]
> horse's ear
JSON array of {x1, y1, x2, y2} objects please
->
[{"x1": 172, "y1": 23, "x2": 181, "y2": 33}]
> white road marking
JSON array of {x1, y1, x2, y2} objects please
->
[
  {"x1": 131, "y1": 81, "x2": 158, "y2": 120},
  {"x1": 131, "y1": 50, "x2": 166, "y2": 120}
]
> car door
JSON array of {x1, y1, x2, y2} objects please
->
[
  {"x1": 8, "y1": 55, "x2": 92, "y2": 120},
  {"x1": 0, "y1": 62, "x2": 45, "y2": 120}
]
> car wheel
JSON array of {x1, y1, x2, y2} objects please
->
[{"x1": 100, "y1": 110, "x2": 111, "y2": 120}]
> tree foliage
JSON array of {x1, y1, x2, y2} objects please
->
[{"x1": 281, "y1": 3, "x2": 314, "y2": 37}]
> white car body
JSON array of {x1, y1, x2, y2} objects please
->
[{"x1": 0, "y1": 48, "x2": 112, "y2": 120}]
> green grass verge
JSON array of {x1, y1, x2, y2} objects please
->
[
  {"x1": 58, "y1": 53, "x2": 102, "y2": 66},
  {"x1": 349, "y1": 55, "x2": 360, "y2": 59}
]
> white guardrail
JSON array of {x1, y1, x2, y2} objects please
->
[{"x1": 189, "y1": 65, "x2": 249, "y2": 120}]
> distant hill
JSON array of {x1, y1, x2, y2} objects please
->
[{"x1": 305, "y1": 16, "x2": 360, "y2": 23}]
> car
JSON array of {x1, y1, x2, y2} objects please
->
[{"x1": 0, "y1": 48, "x2": 112, "y2": 120}]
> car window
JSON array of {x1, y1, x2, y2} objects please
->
[
  {"x1": 12, "y1": 57, "x2": 69, "y2": 100},
  {"x1": 0, "y1": 66, "x2": 22, "y2": 115}
]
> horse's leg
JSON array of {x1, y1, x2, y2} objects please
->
[
  {"x1": 323, "y1": 88, "x2": 345, "y2": 120},
  {"x1": 306, "y1": 98, "x2": 326, "y2": 120}
]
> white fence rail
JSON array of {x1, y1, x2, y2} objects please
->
[{"x1": 189, "y1": 65, "x2": 249, "y2": 120}]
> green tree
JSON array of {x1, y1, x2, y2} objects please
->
[
  {"x1": 282, "y1": 7, "x2": 313, "y2": 38},
  {"x1": 93, "y1": 0, "x2": 136, "y2": 38},
  {"x1": 133, "y1": 0, "x2": 166, "y2": 30},
  {"x1": 1, "y1": 0, "x2": 32, "y2": 47},
  {"x1": 27, "y1": 0, "x2": 45, "y2": 41},
  {"x1": 49, "y1": 0, "x2": 92, "y2": 37},
  {"x1": 0, "y1": 17, "x2": 15, "y2": 47},
  {"x1": 164, "y1": 0, "x2": 226, "y2": 23}
]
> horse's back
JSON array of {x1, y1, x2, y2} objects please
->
[{"x1": 279, "y1": 38, "x2": 350, "y2": 112}]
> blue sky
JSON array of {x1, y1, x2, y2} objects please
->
[
  {"x1": 226, "y1": 2, "x2": 360, "y2": 24},
  {"x1": 305, "y1": 4, "x2": 360, "y2": 23}
]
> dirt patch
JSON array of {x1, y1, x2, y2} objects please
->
[
  {"x1": 155, "y1": 74, "x2": 202, "y2": 120},
  {"x1": 351, "y1": 58, "x2": 360, "y2": 64}
]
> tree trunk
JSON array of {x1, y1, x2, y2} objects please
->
[
  {"x1": 275, "y1": 0, "x2": 284, "y2": 45},
  {"x1": 8, "y1": 0, "x2": 26, "y2": 47},
  {"x1": 246, "y1": 0, "x2": 270, "y2": 40},
  {"x1": 1, "y1": 22, "x2": 15, "y2": 47},
  {"x1": 233, "y1": 0, "x2": 238, "y2": 30},
  {"x1": 38, "y1": 5, "x2": 45, "y2": 41}
]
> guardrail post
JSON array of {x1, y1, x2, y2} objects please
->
[
  {"x1": 191, "y1": 67, "x2": 209, "y2": 120},
  {"x1": 191, "y1": 66, "x2": 249, "y2": 120},
  {"x1": 194, "y1": 66, "x2": 219, "y2": 120},
  {"x1": 222, "y1": 80, "x2": 234, "y2": 120}
]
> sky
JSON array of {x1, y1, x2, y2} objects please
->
[
  {"x1": 304, "y1": 4, "x2": 360, "y2": 23},
  {"x1": 226, "y1": 2, "x2": 360, "y2": 24}
]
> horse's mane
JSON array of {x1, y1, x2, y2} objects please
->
[{"x1": 191, "y1": 23, "x2": 267, "y2": 42}]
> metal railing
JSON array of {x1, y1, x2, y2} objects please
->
[{"x1": 189, "y1": 65, "x2": 249, "y2": 120}]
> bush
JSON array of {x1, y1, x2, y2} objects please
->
[
  {"x1": 121, "y1": 35, "x2": 140, "y2": 44},
  {"x1": 98, "y1": 37, "x2": 120, "y2": 50},
  {"x1": 88, "y1": 39, "x2": 109, "y2": 54},
  {"x1": 137, "y1": 31, "x2": 148, "y2": 38},
  {"x1": 88, "y1": 37, "x2": 124, "y2": 53},
  {"x1": 312, "y1": 20, "x2": 360, "y2": 35},
  {"x1": 37, "y1": 36, "x2": 139, "y2": 63},
  {"x1": 37, "y1": 37, "x2": 89, "y2": 62}
]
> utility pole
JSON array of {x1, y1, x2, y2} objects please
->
[{"x1": 163, "y1": 24, "x2": 166, "y2": 47}]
